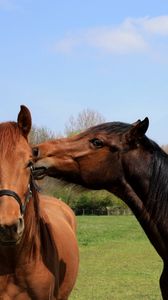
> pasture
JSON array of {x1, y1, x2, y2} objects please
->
[{"x1": 70, "y1": 215, "x2": 162, "y2": 300}]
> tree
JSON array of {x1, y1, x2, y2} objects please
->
[
  {"x1": 65, "y1": 108, "x2": 106, "y2": 136},
  {"x1": 29, "y1": 125, "x2": 57, "y2": 145}
]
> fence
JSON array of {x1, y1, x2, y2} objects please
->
[{"x1": 74, "y1": 206, "x2": 132, "y2": 216}]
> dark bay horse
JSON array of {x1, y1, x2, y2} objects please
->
[
  {"x1": 33, "y1": 118, "x2": 168, "y2": 299},
  {"x1": 0, "y1": 105, "x2": 79, "y2": 300}
]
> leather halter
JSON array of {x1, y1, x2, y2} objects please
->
[
  {"x1": 0, "y1": 167, "x2": 40, "y2": 215},
  {"x1": 0, "y1": 188, "x2": 32, "y2": 215}
]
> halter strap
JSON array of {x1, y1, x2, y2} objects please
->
[{"x1": 0, "y1": 189, "x2": 26, "y2": 214}]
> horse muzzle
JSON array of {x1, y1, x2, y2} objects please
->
[
  {"x1": 32, "y1": 166, "x2": 47, "y2": 179},
  {"x1": 0, "y1": 217, "x2": 24, "y2": 246}
]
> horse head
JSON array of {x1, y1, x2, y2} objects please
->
[
  {"x1": 0, "y1": 105, "x2": 33, "y2": 245},
  {"x1": 33, "y1": 117, "x2": 150, "y2": 193}
]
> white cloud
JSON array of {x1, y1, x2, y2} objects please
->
[
  {"x1": 53, "y1": 36, "x2": 82, "y2": 54},
  {"x1": 141, "y1": 15, "x2": 168, "y2": 35},
  {"x1": 85, "y1": 26, "x2": 147, "y2": 54},
  {"x1": 53, "y1": 15, "x2": 168, "y2": 56}
]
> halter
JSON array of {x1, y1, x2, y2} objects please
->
[{"x1": 0, "y1": 166, "x2": 40, "y2": 215}]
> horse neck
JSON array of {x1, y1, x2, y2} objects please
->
[{"x1": 115, "y1": 150, "x2": 168, "y2": 260}]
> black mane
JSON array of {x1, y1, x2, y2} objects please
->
[
  {"x1": 85, "y1": 121, "x2": 132, "y2": 135},
  {"x1": 147, "y1": 148, "x2": 168, "y2": 225}
]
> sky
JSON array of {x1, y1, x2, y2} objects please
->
[{"x1": 0, "y1": 1, "x2": 168, "y2": 145}]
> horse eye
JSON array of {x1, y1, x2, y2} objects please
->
[
  {"x1": 90, "y1": 138, "x2": 104, "y2": 148},
  {"x1": 32, "y1": 147, "x2": 39, "y2": 157}
]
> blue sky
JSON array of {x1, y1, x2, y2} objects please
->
[{"x1": 1, "y1": 1, "x2": 168, "y2": 144}]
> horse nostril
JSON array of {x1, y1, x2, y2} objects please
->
[
  {"x1": 15, "y1": 217, "x2": 24, "y2": 234},
  {"x1": 13, "y1": 222, "x2": 19, "y2": 233},
  {"x1": 9, "y1": 218, "x2": 24, "y2": 235},
  {"x1": 0, "y1": 225, "x2": 5, "y2": 233},
  {"x1": 18, "y1": 217, "x2": 23, "y2": 227}
]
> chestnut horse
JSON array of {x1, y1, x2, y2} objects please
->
[
  {"x1": 33, "y1": 118, "x2": 168, "y2": 299},
  {"x1": 0, "y1": 106, "x2": 79, "y2": 300}
]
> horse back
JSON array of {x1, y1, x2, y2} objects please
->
[{"x1": 39, "y1": 195, "x2": 77, "y2": 232}]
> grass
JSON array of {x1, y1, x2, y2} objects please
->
[{"x1": 70, "y1": 215, "x2": 163, "y2": 300}]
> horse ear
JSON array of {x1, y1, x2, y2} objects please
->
[
  {"x1": 132, "y1": 119, "x2": 141, "y2": 126},
  {"x1": 126, "y1": 117, "x2": 149, "y2": 141},
  {"x1": 17, "y1": 105, "x2": 32, "y2": 138}
]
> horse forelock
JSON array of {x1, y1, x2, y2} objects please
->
[{"x1": 0, "y1": 122, "x2": 21, "y2": 158}]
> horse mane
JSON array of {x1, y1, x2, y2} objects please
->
[
  {"x1": 19, "y1": 184, "x2": 41, "y2": 260},
  {"x1": 84, "y1": 122, "x2": 132, "y2": 135},
  {"x1": 147, "y1": 146, "x2": 168, "y2": 225}
]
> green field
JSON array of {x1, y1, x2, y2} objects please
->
[{"x1": 70, "y1": 216, "x2": 163, "y2": 300}]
